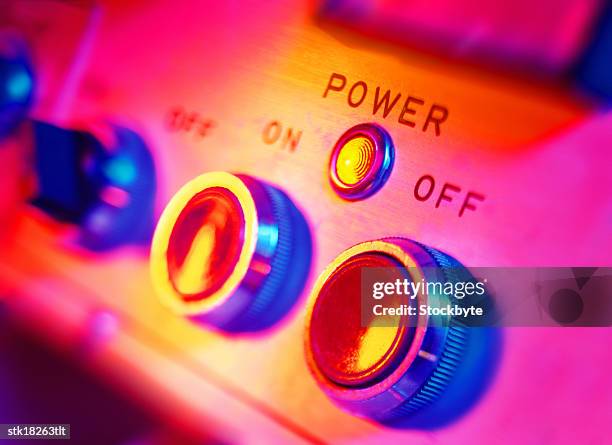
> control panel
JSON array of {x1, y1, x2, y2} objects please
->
[{"x1": 0, "y1": 1, "x2": 611, "y2": 444}]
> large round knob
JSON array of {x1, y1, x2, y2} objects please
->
[
  {"x1": 151, "y1": 172, "x2": 312, "y2": 332},
  {"x1": 305, "y1": 238, "x2": 499, "y2": 426}
]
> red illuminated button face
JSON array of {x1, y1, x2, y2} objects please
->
[
  {"x1": 309, "y1": 253, "x2": 413, "y2": 388},
  {"x1": 166, "y1": 187, "x2": 245, "y2": 302}
]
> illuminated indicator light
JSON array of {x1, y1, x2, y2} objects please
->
[
  {"x1": 151, "y1": 172, "x2": 312, "y2": 331},
  {"x1": 7, "y1": 69, "x2": 31, "y2": 100},
  {"x1": 329, "y1": 123, "x2": 394, "y2": 200},
  {"x1": 103, "y1": 155, "x2": 138, "y2": 187},
  {"x1": 99, "y1": 186, "x2": 131, "y2": 208},
  {"x1": 1, "y1": 48, "x2": 35, "y2": 139},
  {"x1": 335, "y1": 136, "x2": 376, "y2": 185}
]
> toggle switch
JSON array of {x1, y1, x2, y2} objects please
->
[
  {"x1": 305, "y1": 238, "x2": 500, "y2": 426},
  {"x1": 30, "y1": 122, "x2": 157, "y2": 251},
  {"x1": 150, "y1": 172, "x2": 312, "y2": 332}
]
